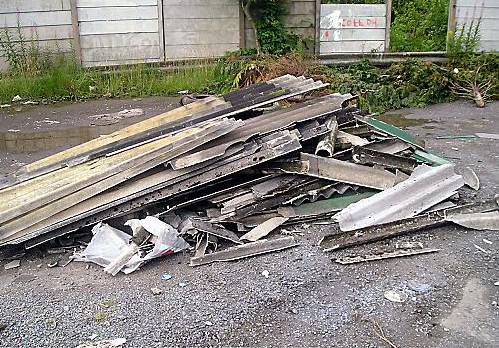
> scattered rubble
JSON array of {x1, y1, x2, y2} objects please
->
[
  {"x1": 0, "y1": 74, "x2": 497, "y2": 273},
  {"x1": 4, "y1": 259, "x2": 20, "y2": 270}
]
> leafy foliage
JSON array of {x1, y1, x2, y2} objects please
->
[
  {"x1": 251, "y1": 0, "x2": 300, "y2": 55},
  {"x1": 390, "y1": 0, "x2": 449, "y2": 52}
]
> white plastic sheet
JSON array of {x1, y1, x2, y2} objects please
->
[{"x1": 76, "y1": 216, "x2": 189, "y2": 274}]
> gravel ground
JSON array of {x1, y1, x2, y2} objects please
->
[{"x1": 0, "y1": 99, "x2": 498, "y2": 348}]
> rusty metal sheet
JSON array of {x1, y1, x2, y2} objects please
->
[
  {"x1": 334, "y1": 164, "x2": 465, "y2": 231},
  {"x1": 189, "y1": 236, "x2": 298, "y2": 267}
]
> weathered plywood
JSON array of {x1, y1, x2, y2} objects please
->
[
  {"x1": 163, "y1": 0, "x2": 240, "y2": 59},
  {"x1": 455, "y1": 0, "x2": 499, "y2": 52},
  {"x1": 320, "y1": 4, "x2": 387, "y2": 54}
]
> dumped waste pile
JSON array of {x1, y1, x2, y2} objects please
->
[{"x1": 1, "y1": 75, "x2": 497, "y2": 274}]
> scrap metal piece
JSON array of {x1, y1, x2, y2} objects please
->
[
  {"x1": 189, "y1": 236, "x2": 299, "y2": 267},
  {"x1": 240, "y1": 217, "x2": 289, "y2": 242},
  {"x1": 336, "y1": 130, "x2": 369, "y2": 146},
  {"x1": 356, "y1": 115, "x2": 425, "y2": 149},
  {"x1": 281, "y1": 153, "x2": 397, "y2": 190},
  {"x1": 190, "y1": 219, "x2": 242, "y2": 244},
  {"x1": 352, "y1": 146, "x2": 418, "y2": 172},
  {"x1": 475, "y1": 132, "x2": 499, "y2": 140},
  {"x1": 446, "y1": 211, "x2": 499, "y2": 231},
  {"x1": 334, "y1": 248, "x2": 440, "y2": 265},
  {"x1": 315, "y1": 117, "x2": 338, "y2": 157},
  {"x1": 363, "y1": 138, "x2": 412, "y2": 154},
  {"x1": 278, "y1": 190, "x2": 377, "y2": 218},
  {"x1": 412, "y1": 149, "x2": 451, "y2": 166},
  {"x1": 334, "y1": 164, "x2": 465, "y2": 231},
  {"x1": 321, "y1": 200, "x2": 497, "y2": 251},
  {"x1": 462, "y1": 167, "x2": 480, "y2": 190}
]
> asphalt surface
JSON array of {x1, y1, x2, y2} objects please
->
[{"x1": 0, "y1": 98, "x2": 498, "y2": 348}]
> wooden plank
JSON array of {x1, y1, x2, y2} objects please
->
[
  {"x1": 158, "y1": 0, "x2": 165, "y2": 64},
  {"x1": 385, "y1": 0, "x2": 392, "y2": 52},
  {"x1": 321, "y1": 4, "x2": 386, "y2": 17},
  {"x1": 77, "y1": 6, "x2": 158, "y2": 22},
  {"x1": 320, "y1": 28, "x2": 385, "y2": 42},
  {"x1": 80, "y1": 33, "x2": 160, "y2": 48},
  {"x1": 163, "y1": 5, "x2": 239, "y2": 19},
  {"x1": 1, "y1": 0, "x2": 71, "y2": 13},
  {"x1": 77, "y1": 0, "x2": 158, "y2": 7},
  {"x1": 165, "y1": 30, "x2": 239, "y2": 46},
  {"x1": 320, "y1": 40, "x2": 385, "y2": 54},
  {"x1": 164, "y1": 18, "x2": 239, "y2": 32},
  {"x1": 164, "y1": 43, "x2": 239, "y2": 59},
  {"x1": 70, "y1": 0, "x2": 81, "y2": 65},
  {"x1": 81, "y1": 46, "x2": 161, "y2": 62},
  {"x1": 79, "y1": 19, "x2": 158, "y2": 35},
  {"x1": 0, "y1": 11, "x2": 72, "y2": 28},
  {"x1": 0, "y1": 25, "x2": 73, "y2": 41}
]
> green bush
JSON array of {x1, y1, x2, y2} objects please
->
[{"x1": 390, "y1": 0, "x2": 449, "y2": 52}]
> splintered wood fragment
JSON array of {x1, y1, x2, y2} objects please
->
[
  {"x1": 240, "y1": 217, "x2": 289, "y2": 242},
  {"x1": 334, "y1": 248, "x2": 440, "y2": 265},
  {"x1": 189, "y1": 236, "x2": 298, "y2": 267}
]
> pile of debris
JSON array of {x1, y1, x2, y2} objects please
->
[{"x1": 0, "y1": 75, "x2": 497, "y2": 273}]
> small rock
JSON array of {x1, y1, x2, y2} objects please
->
[
  {"x1": 4, "y1": 259, "x2": 20, "y2": 270},
  {"x1": 261, "y1": 270, "x2": 270, "y2": 278},
  {"x1": 179, "y1": 282, "x2": 187, "y2": 287},
  {"x1": 408, "y1": 280, "x2": 432, "y2": 293},
  {"x1": 384, "y1": 290, "x2": 408, "y2": 303},
  {"x1": 151, "y1": 287, "x2": 162, "y2": 295},
  {"x1": 204, "y1": 321, "x2": 213, "y2": 326},
  {"x1": 161, "y1": 272, "x2": 172, "y2": 281},
  {"x1": 88, "y1": 334, "x2": 98, "y2": 340},
  {"x1": 12, "y1": 95, "x2": 22, "y2": 102},
  {"x1": 494, "y1": 281, "x2": 499, "y2": 286}
]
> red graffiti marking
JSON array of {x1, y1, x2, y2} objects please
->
[{"x1": 342, "y1": 17, "x2": 379, "y2": 27}]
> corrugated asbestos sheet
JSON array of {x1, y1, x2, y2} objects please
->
[{"x1": 0, "y1": 74, "x2": 496, "y2": 272}]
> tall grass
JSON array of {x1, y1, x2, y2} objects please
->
[{"x1": 0, "y1": 24, "x2": 239, "y2": 103}]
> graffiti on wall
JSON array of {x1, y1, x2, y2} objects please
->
[{"x1": 320, "y1": 10, "x2": 383, "y2": 42}]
